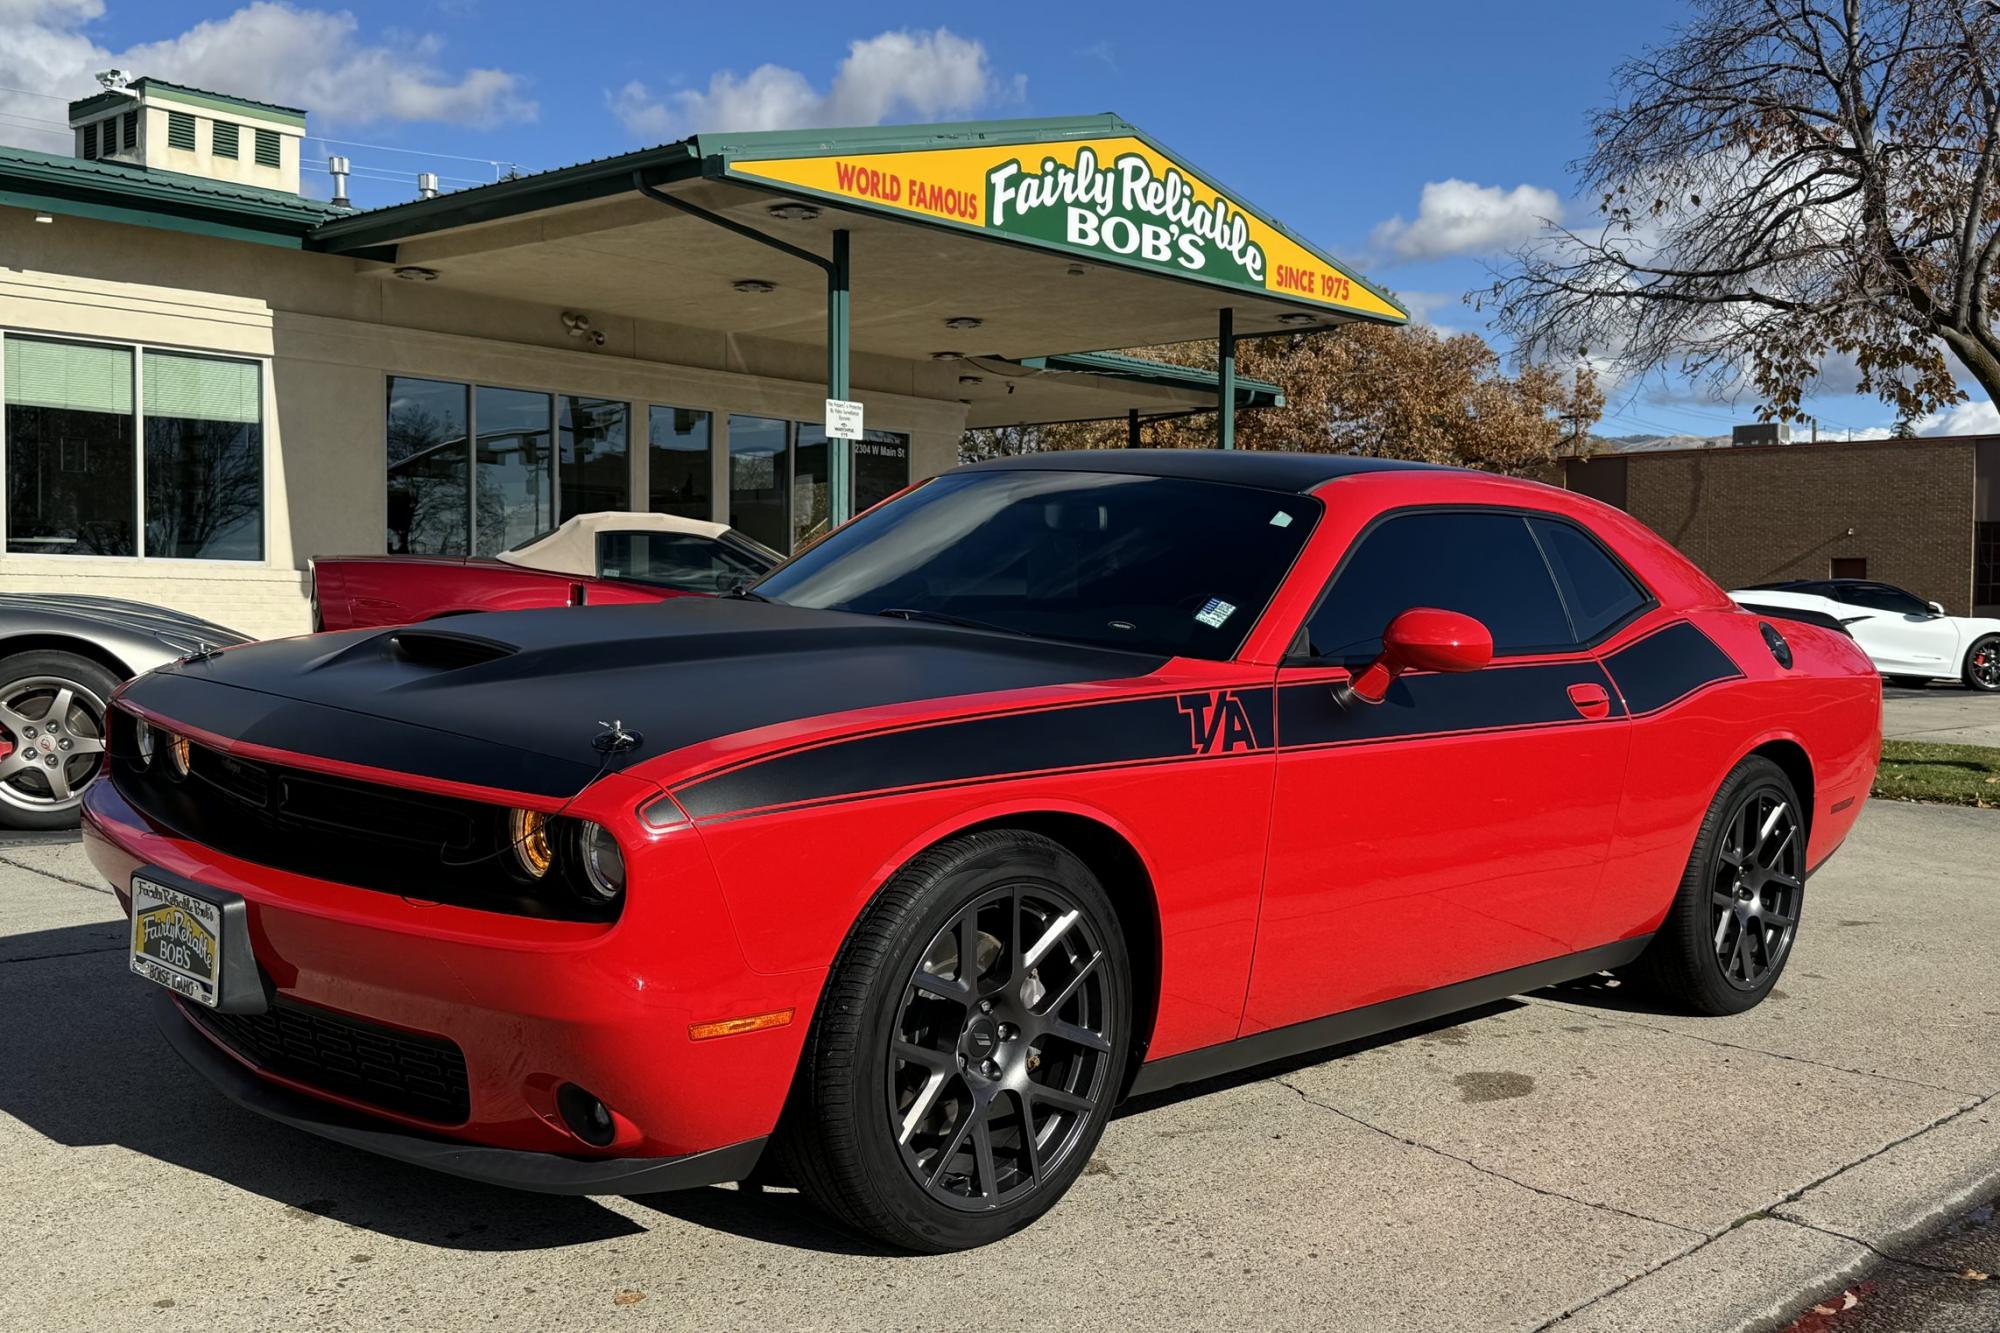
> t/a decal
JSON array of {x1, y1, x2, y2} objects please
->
[{"x1": 1178, "y1": 690, "x2": 1263, "y2": 755}]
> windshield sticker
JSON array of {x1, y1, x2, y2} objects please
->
[
  {"x1": 1269, "y1": 511, "x2": 1294, "y2": 528},
  {"x1": 1194, "y1": 598, "x2": 1237, "y2": 629}
]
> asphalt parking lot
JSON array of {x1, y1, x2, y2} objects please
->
[
  {"x1": 3, "y1": 799, "x2": 1996, "y2": 1333},
  {"x1": 1881, "y1": 684, "x2": 2000, "y2": 747}
]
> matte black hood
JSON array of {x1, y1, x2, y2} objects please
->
[{"x1": 119, "y1": 599, "x2": 1164, "y2": 800}]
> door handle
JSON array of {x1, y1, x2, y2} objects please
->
[{"x1": 1566, "y1": 683, "x2": 1611, "y2": 719}]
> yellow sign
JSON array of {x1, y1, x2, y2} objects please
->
[{"x1": 725, "y1": 136, "x2": 1403, "y2": 321}]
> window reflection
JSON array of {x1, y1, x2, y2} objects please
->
[
  {"x1": 4, "y1": 337, "x2": 135, "y2": 556},
  {"x1": 144, "y1": 351, "x2": 262, "y2": 559},
  {"x1": 728, "y1": 414, "x2": 790, "y2": 554},
  {"x1": 560, "y1": 396, "x2": 628, "y2": 519},
  {"x1": 648, "y1": 407, "x2": 711, "y2": 519},
  {"x1": 475, "y1": 386, "x2": 553, "y2": 555},
  {"x1": 386, "y1": 376, "x2": 469, "y2": 555}
]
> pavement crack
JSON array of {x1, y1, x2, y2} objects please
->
[
  {"x1": 1525, "y1": 996, "x2": 1980, "y2": 1097},
  {"x1": 0, "y1": 944, "x2": 126, "y2": 964},
  {"x1": 1270, "y1": 1076, "x2": 1703, "y2": 1238},
  {"x1": 1776, "y1": 1216, "x2": 1996, "y2": 1280},
  {"x1": 0, "y1": 852, "x2": 114, "y2": 896}
]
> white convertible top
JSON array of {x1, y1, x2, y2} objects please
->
[{"x1": 495, "y1": 511, "x2": 732, "y2": 577}]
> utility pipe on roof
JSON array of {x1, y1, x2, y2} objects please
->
[{"x1": 631, "y1": 170, "x2": 854, "y2": 527}]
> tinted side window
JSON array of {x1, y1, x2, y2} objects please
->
[
  {"x1": 1840, "y1": 584, "x2": 1929, "y2": 615},
  {"x1": 597, "y1": 531, "x2": 769, "y2": 593},
  {"x1": 1307, "y1": 511, "x2": 1571, "y2": 660},
  {"x1": 1529, "y1": 518, "x2": 1650, "y2": 642}
]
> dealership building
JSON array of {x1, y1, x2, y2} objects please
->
[
  {"x1": 1557, "y1": 433, "x2": 2000, "y2": 618},
  {"x1": 0, "y1": 79, "x2": 1402, "y2": 638}
]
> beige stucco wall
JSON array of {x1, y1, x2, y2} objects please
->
[{"x1": 0, "y1": 208, "x2": 970, "y2": 639}]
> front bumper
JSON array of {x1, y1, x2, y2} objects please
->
[{"x1": 152, "y1": 988, "x2": 767, "y2": 1194}]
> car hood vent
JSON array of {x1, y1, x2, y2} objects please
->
[{"x1": 386, "y1": 628, "x2": 519, "y2": 670}]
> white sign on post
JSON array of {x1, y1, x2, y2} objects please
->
[{"x1": 825, "y1": 398, "x2": 865, "y2": 439}]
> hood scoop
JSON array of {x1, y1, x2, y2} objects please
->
[{"x1": 386, "y1": 627, "x2": 519, "y2": 670}]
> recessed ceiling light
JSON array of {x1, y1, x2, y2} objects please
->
[
  {"x1": 32, "y1": 213, "x2": 54, "y2": 224},
  {"x1": 767, "y1": 202, "x2": 821, "y2": 221},
  {"x1": 733, "y1": 279, "x2": 776, "y2": 294},
  {"x1": 1065, "y1": 264, "x2": 1088, "y2": 277},
  {"x1": 943, "y1": 316, "x2": 983, "y2": 331},
  {"x1": 931, "y1": 350, "x2": 965, "y2": 360},
  {"x1": 1279, "y1": 313, "x2": 1317, "y2": 326},
  {"x1": 958, "y1": 374, "x2": 984, "y2": 385},
  {"x1": 393, "y1": 265, "x2": 439, "y2": 281}
]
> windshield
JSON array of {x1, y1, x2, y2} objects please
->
[{"x1": 755, "y1": 469, "x2": 1321, "y2": 659}]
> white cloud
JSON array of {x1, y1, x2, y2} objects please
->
[
  {"x1": 610, "y1": 28, "x2": 1011, "y2": 142},
  {"x1": 0, "y1": 0, "x2": 534, "y2": 153},
  {"x1": 1915, "y1": 399, "x2": 2000, "y2": 436},
  {"x1": 1372, "y1": 179, "x2": 1563, "y2": 263}
]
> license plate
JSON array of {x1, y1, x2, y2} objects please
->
[{"x1": 130, "y1": 876, "x2": 223, "y2": 1008}]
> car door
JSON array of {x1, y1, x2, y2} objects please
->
[
  {"x1": 1834, "y1": 584, "x2": 1962, "y2": 676},
  {"x1": 1240, "y1": 508, "x2": 1642, "y2": 1035}
]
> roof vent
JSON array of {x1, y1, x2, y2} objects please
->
[{"x1": 66, "y1": 77, "x2": 306, "y2": 196}]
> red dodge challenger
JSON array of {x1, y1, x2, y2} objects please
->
[
  {"x1": 86, "y1": 451, "x2": 1880, "y2": 1252},
  {"x1": 311, "y1": 512, "x2": 782, "y2": 631}
]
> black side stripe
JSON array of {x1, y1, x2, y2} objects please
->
[
  {"x1": 1601, "y1": 621, "x2": 1742, "y2": 715},
  {"x1": 673, "y1": 688, "x2": 1275, "y2": 821},
  {"x1": 1276, "y1": 658, "x2": 1623, "y2": 752}
]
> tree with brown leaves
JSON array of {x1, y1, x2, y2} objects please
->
[
  {"x1": 963, "y1": 325, "x2": 1599, "y2": 476},
  {"x1": 1493, "y1": 0, "x2": 2000, "y2": 422}
]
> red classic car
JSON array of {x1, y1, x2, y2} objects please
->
[
  {"x1": 88, "y1": 451, "x2": 1880, "y2": 1252},
  {"x1": 311, "y1": 512, "x2": 782, "y2": 631}
]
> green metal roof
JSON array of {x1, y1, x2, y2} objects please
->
[
  {"x1": 68, "y1": 79, "x2": 307, "y2": 128},
  {"x1": 1025, "y1": 351, "x2": 1285, "y2": 409},
  {"x1": 0, "y1": 145, "x2": 346, "y2": 247}
]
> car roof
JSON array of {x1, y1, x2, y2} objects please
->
[
  {"x1": 954, "y1": 448, "x2": 1452, "y2": 493},
  {"x1": 495, "y1": 511, "x2": 732, "y2": 577}
]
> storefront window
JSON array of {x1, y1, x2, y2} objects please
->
[
  {"x1": 474, "y1": 386, "x2": 553, "y2": 555},
  {"x1": 4, "y1": 335, "x2": 266, "y2": 561},
  {"x1": 794, "y1": 424, "x2": 831, "y2": 550},
  {"x1": 4, "y1": 336, "x2": 136, "y2": 556},
  {"x1": 143, "y1": 351, "x2": 263, "y2": 559},
  {"x1": 386, "y1": 376, "x2": 468, "y2": 555},
  {"x1": 728, "y1": 414, "x2": 790, "y2": 554},
  {"x1": 855, "y1": 430, "x2": 910, "y2": 513},
  {"x1": 648, "y1": 406, "x2": 711, "y2": 519},
  {"x1": 560, "y1": 396, "x2": 628, "y2": 519}
]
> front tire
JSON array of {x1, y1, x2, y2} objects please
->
[
  {"x1": 1964, "y1": 635, "x2": 2000, "y2": 692},
  {"x1": 778, "y1": 830, "x2": 1131, "y2": 1252},
  {"x1": 0, "y1": 649, "x2": 118, "y2": 831},
  {"x1": 1628, "y1": 755, "x2": 1805, "y2": 1015}
]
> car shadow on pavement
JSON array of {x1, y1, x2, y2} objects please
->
[
  {"x1": 1526, "y1": 969, "x2": 1692, "y2": 1015},
  {"x1": 0, "y1": 922, "x2": 655, "y2": 1252}
]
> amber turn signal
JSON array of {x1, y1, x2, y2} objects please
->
[{"x1": 688, "y1": 1008, "x2": 796, "y2": 1041}]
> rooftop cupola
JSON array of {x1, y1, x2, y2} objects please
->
[{"x1": 66, "y1": 74, "x2": 304, "y2": 195}]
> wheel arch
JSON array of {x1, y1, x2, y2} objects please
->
[
  {"x1": 868, "y1": 802, "x2": 1165, "y2": 1094},
  {"x1": 1744, "y1": 735, "x2": 1814, "y2": 840},
  {"x1": 0, "y1": 632, "x2": 136, "y2": 683}
]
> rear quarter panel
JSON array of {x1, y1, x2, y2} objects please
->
[{"x1": 1584, "y1": 606, "x2": 1879, "y2": 945}]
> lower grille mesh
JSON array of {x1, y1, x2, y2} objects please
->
[{"x1": 187, "y1": 996, "x2": 471, "y2": 1125}]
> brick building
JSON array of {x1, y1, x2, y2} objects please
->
[{"x1": 1557, "y1": 436, "x2": 2000, "y2": 617}]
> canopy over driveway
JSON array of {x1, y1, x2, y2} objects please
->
[{"x1": 308, "y1": 115, "x2": 1404, "y2": 519}]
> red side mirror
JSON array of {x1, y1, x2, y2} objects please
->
[{"x1": 1346, "y1": 608, "x2": 1494, "y2": 705}]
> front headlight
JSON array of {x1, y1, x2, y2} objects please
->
[
  {"x1": 165, "y1": 732, "x2": 191, "y2": 778},
  {"x1": 510, "y1": 808, "x2": 553, "y2": 879},
  {"x1": 576, "y1": 821, "x2": 625, "y2": 902},
  {"x1": 132, "y1": 717, "x2": 158, "y2": 768}
]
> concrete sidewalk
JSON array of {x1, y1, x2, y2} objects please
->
[
  {"x1": 2, "y1": 800, "x2": 1996, "y2": 1332},
  {"x1": 1882, "y1": 686, "x2": 2000, "y2": 746}
]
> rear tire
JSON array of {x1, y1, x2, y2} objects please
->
[
  {"x1": 0, "y1": 649, "x2": 119, "y2": 831},
  {"x1": 1627, "y1": 756, "x2": 1804, "y2": 1015},
  {"x1": 1964, "y1": 636, "x2": 2000, "y2": 692},
  {"x1": 777, "y1": 830, "x2": 1131, "y2": 1252}
]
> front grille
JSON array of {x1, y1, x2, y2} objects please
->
[
  {"x1": 108, "y1": 717, "x2": 616, "y2": 923},
  {"x1": 186, "y1": 995, "x2": 471, "y2": 1125}
]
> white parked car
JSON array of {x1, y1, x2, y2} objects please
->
[{"x1": 1730, "y1": 579, "x2": 2000, "y2": 691}]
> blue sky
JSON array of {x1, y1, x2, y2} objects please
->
[{"x1": 3, "y1": 0, "x2": 1985, "y2": 439}]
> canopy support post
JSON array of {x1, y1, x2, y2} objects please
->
[
  {"x1": 1217, "y1": 307, "x2": 1236, "y2": 450},
  {"x1": 1127, "y1": 407, "x2": 1141, "y2": 448},
  {"x1": 828, "y1": 229, "x2": 852, "y2": 526}
]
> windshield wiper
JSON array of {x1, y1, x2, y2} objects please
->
[{"x1": 875, "y1": 607, "x2": 1026, "y2": 637}]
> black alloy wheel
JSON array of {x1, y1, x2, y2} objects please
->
[
  {"x1": 1966, "y1": 636, "x2": 2000, "y2": 692},
  {"x1": 1626, "y1": 754, "x2": 1805, "y2": 1015},
  {"x1": 888, "y1": 882, "x2": 1115, "y2": 1210},
  {"x1": 1707, "y1": 787, "x2": 1803, "y2": 991},
  {"x1": 778, "y1": 830, "x2": 1131, "y2": 1251}
]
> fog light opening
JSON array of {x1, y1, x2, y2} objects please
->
[{"x1": 556, "y1": 1083, "x2": 618, "y2": 1147}]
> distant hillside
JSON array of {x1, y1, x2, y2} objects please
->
[{"x1": 1595, "y1": 432, "x2": 1728, "y2": 453}]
